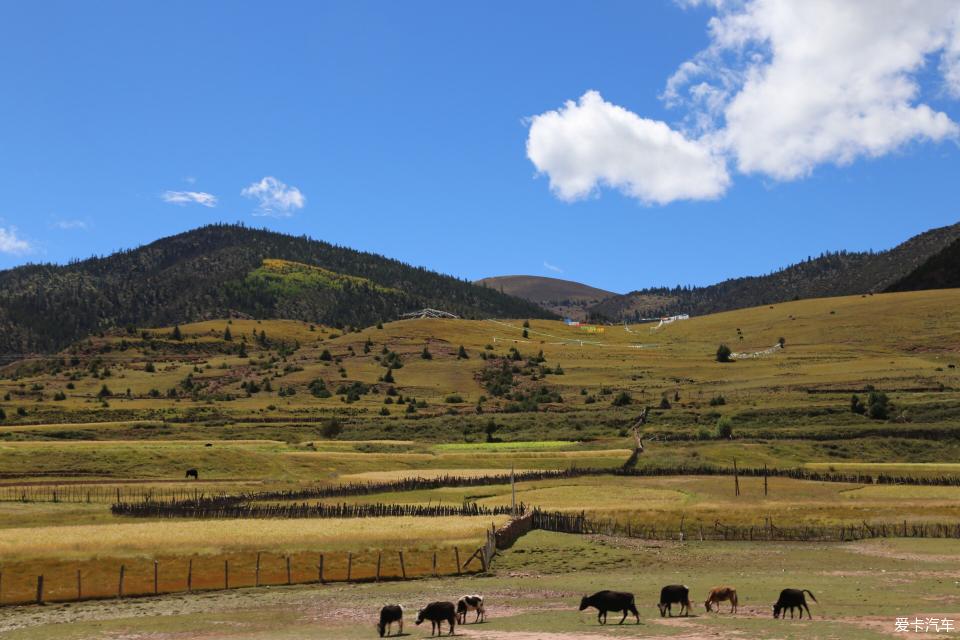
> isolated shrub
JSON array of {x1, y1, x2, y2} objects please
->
[
  {"x1": 457, "y1": 345, "x2": 468, "y2": 359},
  {"x1": 485, "y1": 419, "x2": 500, "y2": 443},
  {"x1": 383, "y1": 368, "x2": 395, "y2": 383},
  {"x1": 0, "y1": 408, "x2": 5, "y2": 421},
  {"x1": 97, "y1": 384, "x2": 112, "y2": 398},
  {"x1": 659, "y1": 396, "x2": 671, "y2": 410},
  {"x1": 867, "y1": 390, "x2": 890, "y2": 420},
  {"x1": 697, "y1": 426, "x2": 712, "y2": 440},
  {"x1": 445, "y1": 394, "x2": 464, "y2": 403},
  {"x1": 309, "y1": 378, "x2": 331, "y2": 398},
  {"x1": 421, "y1": 347, "x2": 432, "y2": 360},
  {"x1": 716, "y1": 344, "x2": 732, "y2": 363},
  {"x1": 379, "y1": 407, "x2": 390, "y2": 416},
  {"x1": 716, "y1": 416, "x2": 733, "y2": 439},
  {"x1": 53, "y1": 391, "x2": 67, "y2": 401},
  {"x1": 709, "y1": 394, "x2": 726, "y2": 406},
  {"x1": 522, "y1": 329, "x2": 529, "y2": 339},
  {"x1": 224, "y1": 326, "x2": 232, "y2": 341},
  {"x1": 144, "y1": 362, "x2": 156, "y2": 373},
  {"x1": 319, "y1": 349, "x2": 333, "y2": 361},
  {"x1": 523, "y1": 319, "x2": 530, "y2": 328},
  {"x1": 778, "y1": 337, "x2": 786, "y2": 348},
  {"x1": 850, "y1": 394, "x2": 866, "y2": 415},
  {"x1": 17, "y1": 407, "x2": 27, "y2": 416},
  {"x1": 170, "y1": 325, "x2": 182, "y2": 341},
  {"x1": 611, "y1": 391, "x2": 632, "y2": 407},
  {"x1": 321, "y1": 419, "x2": 343, "y2": 438}
]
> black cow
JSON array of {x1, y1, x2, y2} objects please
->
[
  {"x1": 377, "y1": 604, "x2": 403, "y2": 637},
  {"x1": 185, "y1": 468, "x2": 199, "y2": 480},
  {"x1": 416, "y1": 601, "x2": 456, "y2": 636},
  {"x1": 578, "y1": 590, "x2": 639, "y2": 625},
  {"x1": 773, "y1": 588, "x2": 817, "y2": 619},
  {"x1": 456, "y1": 594, "x2": 485, "y2": 623},
  {"x1": 658, "y1": 585, "x2": 692, "y2": 617}
]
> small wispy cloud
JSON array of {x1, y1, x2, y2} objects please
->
[
  {"x1": 51, "y1": 218, "x2": 88, "y2": 230},
  {"x1": 0, "y1": 226, "x2": 32, "y2": 255},
  {"x1": 162, "y1": 191, "x2": 218, "y2": 208},
  {"x1": 184, "y1": 176, "x2": 197, "y2": 185},
  {"x1": 241, "y1": 176, "x2": 305, "y2": 217},
  {"x1": 543, "y1": 260, "x2": 563, "y2": 273}
]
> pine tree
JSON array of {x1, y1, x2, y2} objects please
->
[
  {"x1": 457, "y1": 345, "x2": 468, "y2": 359},
  {"x1": 224, "y1": 326, "x2": 232, "y2": 341},
  {"x1": 171, "y1": 325, "x2": 182, "y2": 341}
]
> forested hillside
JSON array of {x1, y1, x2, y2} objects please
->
[
  {"x1": 590, "y1": 222, "x2": 960, "y2": 321},
  {"x1": 0, "y1": 224, "x2": 553, "y2": 355}
]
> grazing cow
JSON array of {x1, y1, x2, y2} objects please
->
[
  {"x1": 705, "y1": 586, "x2": 738, "y2": 613},
  {"x1": 456, "y1": 594, "x2": 485, "y2": 624},
  {"x1": 377, "y1": 604, "x2": 403, "y2": 637},
  {"x1": 658, "y1": 585, "x2": 692, "y2": 617},
  {"x1": 578, "y1": 590, "x2": 639, "y2": 625},
  {"x1": 416, "y1": 601, "x2": 456, "y2": 636},
  {"x1": 773, "y1": 588, "x2": 817, "y2": 619},
  {"x1": 185, "y1": 468, "x2": 199, "y2": 480}
]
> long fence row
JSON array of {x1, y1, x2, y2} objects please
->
[
  {"x1": 6, "y1": 464, "x2": 960, "y2": 504},
  {"x1": 530, "y1": 509, "x2": 960, "y2": 542},
  {"x1": 111, "y1": 500, "x2": 515, "y2": 519},
  {"x1": 0, "y1": 546, "x2": 485, "y2": 607}
]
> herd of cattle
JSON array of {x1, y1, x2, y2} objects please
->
[{"x1": 377, "y1": 586, "x2": 818, "y2": 636}]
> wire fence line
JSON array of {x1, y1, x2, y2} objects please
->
[
  {"x1": 530, "y1": 508, "x2": 960, "y2": 542},
  {"x1": 6, "y1": 464, "x2": 960, "y2": 504}
]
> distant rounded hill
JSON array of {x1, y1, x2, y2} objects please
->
[{"x1": 476, "y1": 275, "x2": 617, "y2": 320}]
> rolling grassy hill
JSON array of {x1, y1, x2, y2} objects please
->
[
  {"x1": 1, "y1": 288, "x2": 959, "y2": 460},
  {"x1": 0, "y1": 224, "x2": 553, "y2": 356},
  {"x1": 477, "y1": 275, "x2": 617, "y2": 320},
  {"x1": 591, "y1": 221, "x2": 960, "y2": 321}
]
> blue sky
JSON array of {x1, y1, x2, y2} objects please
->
[{"x1": 1, "y1": 0, "x2": 958, "y2": 293}]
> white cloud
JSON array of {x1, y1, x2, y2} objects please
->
[
  {"x1": 528, "y1": 1, "x2": 960, "y2": 204},
  {"x1": 162, "y1": 191, "x2": 218, "y2": 208},
  {"x1": 667, "y1": 0, "x2": 960, "y2": 180},
  {"x1": 241, "y1": 177, "x2": 305, "y2": 217},
  {"x1": 526, "y1": 91, "x2": 730, "y2": 205},
  {"x1": 0, "y1": 226, "x2": 31, "y2": 255},
  {"x1": 543, "y1": 261, "x2": 563, "y2": 273}
]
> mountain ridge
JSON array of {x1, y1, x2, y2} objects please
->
[
  {"x1": 0, "y1": 224, "x2": 555, "y2": 355},
  {"x1": 588, "y1": 221, "x2": 960, "y2": 321}
]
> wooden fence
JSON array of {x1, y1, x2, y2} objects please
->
[
  {"x1": 530, "y1": 509, "x2": 960, "y2": 542},
  {"x1": 7, "y1": 465, "x2": 960, "y2": 504},
  {"x1": 0, "y1": 545, "x2": 482, "y2": 607},
  {"x1": 111, "y1": 500, "x2": 514, "y2": 519}
]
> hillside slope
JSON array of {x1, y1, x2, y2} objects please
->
[
  {"x1": 888, "y1": 237, "x2": 960, "y2": 292},
  {"x1": 0, "y1": 224, "x2": 554, "y2": 355},
  {"x1": 477, "y1": 275, "x2": 616, "y2": 320},
  {"x1": 591, "y1": 222, "x2": 960, "y2": 321}
]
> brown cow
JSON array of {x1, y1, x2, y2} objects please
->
[{"x1": 705, "y1": 586, "x2": 738, "y2": 613}]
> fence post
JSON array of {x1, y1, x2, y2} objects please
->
[
  {"x1": 454, "y1": 547, "x2": 462, "y2": 576},
  {"x1": 347, "y1": 553, "x2": 352, "y2": 582},
  {"x1": 154, "y1": 560, "x2": 159, "y2": 595},
  {"x1": 376, "y1": 552, "x2": 382, "y2": 582},
  {"x1": 224, "y1": 560, "x2": 229, "y2": 590},
  {"x1": 286, "y1": 556, "x2": 292, "y2": 585},
  {"x1": 118, "y1": 564, "x2": 125, "y2": 599},
  {"x1": 255, "y1": 552, "x2": 261, "y2": 587},
  {"x1": 399, "y1": 551, "x2": 407, "y2": 580},
  {"x1": 764, "y1": 464, "x2": 768, "y2": 497},
  {"x1": 36, "y1": 575, "x2": 44, "y2": 605},
  {"x1": 318, "y1": 554, "x2": 325, "y2": 584},
  {"x1": 77, "y1": 569, "x2": 82, "y2": 600},
  {"x1": 187, "y1": 559, "x2": 193, "y2": 592},
  {"x1": 432, "y1": 551, "x2": 438, "y2": 577}
]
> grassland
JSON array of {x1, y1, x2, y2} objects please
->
[
  {"x1": 2, "y1": 290, "x2": 960, "y2": 636},
  {"x1": 4, "y1": 531, "x2": 959, "y2": 639}
]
